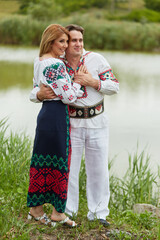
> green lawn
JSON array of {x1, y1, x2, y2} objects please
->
[
  {"x1": 0, "y1": 0, "x2": 20, "y2": 19},
  {"x1": 0, "y1": 119, "x2": 159, "y2": 239}
]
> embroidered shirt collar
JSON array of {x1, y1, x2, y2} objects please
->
[{"x1": 61, "y1": 49, "x2": 87, "y2": 71}]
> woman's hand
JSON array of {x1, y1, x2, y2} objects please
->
[
  {"x1": 77, "y1": 65, "x2": 88, "y2": 74},
  {"x1": 74, "y1": 65, "x2": 99, "y2": 89},
  {"x1": 74, "y1": 65, "x2": 90, "y2": 85}
]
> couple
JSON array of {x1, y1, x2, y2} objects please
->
[{"x1": 27, "y1": 24, "x2": 119, "y2": 227}]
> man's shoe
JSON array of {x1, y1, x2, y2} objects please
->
[{"x1": 99, "y1": 219, "x2": 110, "y2": 227}]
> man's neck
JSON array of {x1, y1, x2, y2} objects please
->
[{"x1": 66, "y1": 54, "x2": 81, "y2": 71}]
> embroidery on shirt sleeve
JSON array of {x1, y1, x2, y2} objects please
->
[{"x1": 99, "y1": 69, "x2": 118, "y2": 83}]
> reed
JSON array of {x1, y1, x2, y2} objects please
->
[
  {"x1": 109, "y1": 148, "x2": 158, "y2": 212},
  {"x1": 0, "y1": 16, "x2": 160, "y2": 52},
  {"x1": 0, "y1": 119, "x2": 31, "y2": 238},
  {"x1": 0, "y1": 16, "x2": 47, "y2": 46}
]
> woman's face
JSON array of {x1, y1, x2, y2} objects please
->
[{"x1": 51, "y1": 33, "x2": 68, "y2": 57}]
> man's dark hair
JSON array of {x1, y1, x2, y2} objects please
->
[{"x1": 65, "y1": 24, "x2": 84, "y2": 35}]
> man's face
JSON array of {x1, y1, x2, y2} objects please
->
[{"x1": 65, "y1": 30, "x2": 84, "y2": 57}]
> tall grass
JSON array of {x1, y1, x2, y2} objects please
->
[
  {"x1": 0, "y1": 119, "x2": 159, "y2": 239},
  {"x1": 109, "y1": 149, "x2": 158, "y2": 212},
  {"x1": 0, "y1": 119, "x2": 31, "y2": 238},
  {"x1": 0, "y1": 16, "x2": 47, "y2": 46},
  {"x1": 0, "y1": 15, "x2": 160, "y2": 51}
]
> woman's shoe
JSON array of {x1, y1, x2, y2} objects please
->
[
  {"x1": 51, "y1": 216, "x2": 77, "y2": 228},
  {"x1": 27, "y1": 212, "x2": 51, "y2": 225}
]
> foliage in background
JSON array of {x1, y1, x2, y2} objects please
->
[
  {"x1": 0, "y1": 0, "x2": 160, "y2": 52},
  {"x1": 0, "y1": 16, "x2": 46, "y2": 45},
  {"x1": 144, "y1": 0, "x2": 160, "y2": 11},
  {"x1": 17, "y1": 0, "x2": 160, "y2": 17},
  {"x1": 0, "y1": 15, "x2": 160, "y2": 52},
  {"x1": 18, "y1": 0, "x2": 110, "y2": 16},
  {"x1": 109, "y1": 8, "x2": 160, "y2": 22},
  {"x1": 82, "y1": 21, "x2": 160, "y2": 51},
  {"x1": 27, "y1": 0, "x2": 62, "y2": 21},
  {"x1": 18, "y1": 0, "x2": 39, "y2": 14},
  {"x1": 0, "y1": 0, "x2": 20, "y2": 19}
]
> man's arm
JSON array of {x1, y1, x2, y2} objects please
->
[
  {"x1": 95, "y1": 53, "x2": 119, "y2": 95},
  {"x1": 30, "y1": 84, "x2": 57, "y2": 102},
  {"x1": 74, "y1": 61, "x2": 119, "y2": 95},
  {"x1": 74, "y1": 64, "x2": 99, "y2": 89},
  {"x1": 74, "y1": 72, "x2": 99, "y2": 90}
]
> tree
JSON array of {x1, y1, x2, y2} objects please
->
[
  {"x1": 54, "y1": 0, "x2": 109, "y2": 15},
  {"x1": 144, "y1": 0, "x2": 160, "y2": 12},
  {"x1": 27, "y1": 0, "x2": 62, "y2": 21},
  {"x1": 19, "y1": 0, "x2": 40, "y2": 14}
]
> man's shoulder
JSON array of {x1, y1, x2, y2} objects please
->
[
  {"x1": 83, "y1": 50, "x2": 104, "y2": 60},
  {"x1": 83, "y1": 50, "x2": 111, "y2": 70}
]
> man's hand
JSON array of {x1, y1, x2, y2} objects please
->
[
  {"x1": 37, "y1": 84, "x2": 57, "y2": 101},
  {"x1": 74, "y1": 65, "x2": 99, "y2": 90}
]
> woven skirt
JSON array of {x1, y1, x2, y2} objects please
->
[{"x1": 27, "y1": 100, "x2": 71, "y2": 213}]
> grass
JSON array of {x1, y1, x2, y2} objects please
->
[
  {"x1": 117, "y1": 0, "x2": 145, "y2": 10},
  {"x1": 0, "y1": 119, "x2": 159, "y2": 239},
  {"x1": 0, "y1": 0, "x2": 145, "y2": 18},
  {"x1": 0, "y1": 0, "x2": 20, "y2": 19}
]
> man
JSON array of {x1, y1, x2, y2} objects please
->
[{"x1": 30, "y1": 24, "x2": 119, "y2": 226}]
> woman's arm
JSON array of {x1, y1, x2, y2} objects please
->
[{"x1": 42, "y1": 62, "x2": 82, "y2": 104}]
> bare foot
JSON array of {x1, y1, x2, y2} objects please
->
[
  {"x1": 51, "y1": 207, "x2": 77, "y2": 227},
  {"x1": 29, "y1": 206, "x2": 49, "y2": 224},
  {"x1": 30, "y1": 206, "x2": 44, "y2": 217}
]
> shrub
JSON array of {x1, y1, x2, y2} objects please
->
[
  {"x1": 0, "y1": 16, "x2": 160, "y2": 52},
  {"x1": 122, "y1": 8, "x2": 160, "y2": 23},
  {"x1": 81, "y1": 21, "x2": 160, "y2": 51},
  {"x1": 18, "y1": 0, "x2": 40, "y2": 14},
  {"x1": 0, "y1": 16, "x2": 47, "y2": 45},
  {"x1": 28, "y1": 0, "x2": 63, "y2": 21},
  {"x1": 144, "y1": 0, "x2": 160, "y2": 12}
]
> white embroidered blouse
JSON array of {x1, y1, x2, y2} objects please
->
[
  {"x1": 33, "y1": 57, "x2": 82, "y2": 104},
  {"x1": 30, "y1": 50, "x2": 119, "y2": 128}
]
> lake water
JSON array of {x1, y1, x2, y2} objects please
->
[{"x1": 0, "y1": 46, "x2": 160, "y2": 178}]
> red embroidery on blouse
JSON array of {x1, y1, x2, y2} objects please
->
[
  {"x1": 62, "y1": 84, "x2": 69, "y2": 91},
  {"x1": 69, "y1": 95, "x2": 73, "y2": 101},
  {"x1": 58, "y1": 94, "x2": 63, "y2": 100}
]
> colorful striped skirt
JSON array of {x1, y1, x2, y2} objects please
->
[{"x1": 27, "y1": 100, "x2": 71, "y2": 213}]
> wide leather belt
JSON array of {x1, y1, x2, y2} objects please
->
[{"x1": 69, "y1": 100, "x2": 104, "y2": 119}]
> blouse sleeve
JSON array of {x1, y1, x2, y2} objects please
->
[{"x1": 42, "y1": 61, "x2": 82, "y2": 104}]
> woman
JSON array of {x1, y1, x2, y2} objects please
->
[{"x1": 27, "y1": 24, "x2": 82, "y2": 227}]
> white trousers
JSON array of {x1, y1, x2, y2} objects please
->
[{"x1": 65, "y1": 127, "x2": 110, "y2": 220}]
